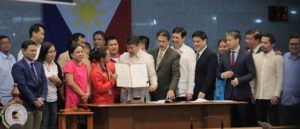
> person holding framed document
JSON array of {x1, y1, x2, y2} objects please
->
[{"x1": 118, "y1": 36, "x2": 158, "y2": 103}]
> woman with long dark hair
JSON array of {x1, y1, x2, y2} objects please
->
[
  {"x1": 38, "y1": 42, "x2": 63, "y2": 129},
  {"x1": 214, "y1": 39, "x2": 228, "y2": 100}
]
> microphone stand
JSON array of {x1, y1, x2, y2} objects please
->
[
  {"x1": 142, "y1": 80, "x2": 150, "y2": 103},
  {"x1": 190, "y1": 116, "x2": 195, "y2": 129}
]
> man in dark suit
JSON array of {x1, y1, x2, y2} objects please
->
[
  {"x1": 150, "y1": 29, "x2": 180, "y2": 101},
  {"x1": 245, "y1": 29, "x2": 262, "y2": 54},
  {"x1": 192, "y1": 31, "x2": 217, "y2": 100},
  {"x1": 12, "y1": 40, "x2": 47, "y2": 129},
  {"x1": 217, "y1": 30, "x2": 256, "y2": 127},
  {"x1": 245, "y1": 29, "x2": 262, "y2": 126}
]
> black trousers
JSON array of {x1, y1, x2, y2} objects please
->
[
  {"x1": 280, "y1": 104, "x2": 300, "y2": 126},
  {"x1": 231, "y1": 98, "x2": 256, "y2": 127},
  {"x1": 255, "y1": 99, "x2": 279, "y2": 125}
]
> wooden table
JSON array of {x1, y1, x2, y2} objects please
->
[
  {"x1": 81, "y1": 101, "x2": 245, "y2": 129},
  {"x1": 57, "y1": 111, "x2": 94, "y2": 129},
  {"x1": 204, "y1": 126, "x2": 300, "y2": 129}
]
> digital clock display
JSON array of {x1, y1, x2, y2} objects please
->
[{"x1": 269, "y1": 6, "x2": 288, "y2": 21}]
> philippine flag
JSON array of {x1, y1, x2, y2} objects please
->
[{"x1": 43, "y1": 0, "x2": 131, "y2": 55}]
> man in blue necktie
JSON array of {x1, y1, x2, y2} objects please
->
[{"x1": 12, "y1": 40, "x2": 48, "y2": 129}]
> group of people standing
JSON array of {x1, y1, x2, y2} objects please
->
[
  {"x1": 0, "y1": 23, "x2": 299, "y2": 129},
  {"x1": 215, "y1": 29, "x2": 300, "y2": 127}
]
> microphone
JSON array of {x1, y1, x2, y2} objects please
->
[{"x1": 204, "y1": 116, "x2": 224, "y2": 129}]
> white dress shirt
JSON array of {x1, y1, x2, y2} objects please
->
[
  {"x1": 172, "y1": 44, "x2": 196, "y2": 97},
  {"x1": 231, "y1": 45, "x2": 240, "y2": 62},
  {"x1": 43, "y1": 61, "x2": 59, "y2": 102},
  {"x1": 196, "y1": 46, "x2": 207, "y2": 60},
  {"x1": 252, "y1": 44, "x2": 261, "y2": 55},
  {"x1": 157, "y1": 47, "x2": 168, "y2": 66},
  {"x1": 24, "y1": 58, "x2": 38, "y2": 77},
  {"x1": 119, "y1": 49, "x2": 158, "y2": 102},
  {"x1": 111, "y1": 56, "x2": 119, "y2": 63},
  {"x1": 253, "y1": 50, "x2": 283, "y2": 99}
]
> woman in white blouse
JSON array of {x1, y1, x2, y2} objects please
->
[{"x1": 38, "y1": 42, "x2": 63, "y2": 129}]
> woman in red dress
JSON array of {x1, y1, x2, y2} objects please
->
[{"x1": 90, "y1": 48, "x2": 117, "y2": 104}]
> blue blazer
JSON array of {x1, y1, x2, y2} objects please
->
[
  {"x1": 217, "y1": 48, "x2": 256, "y2": 100},
  {"x1": 12, "y1": 59, "x2": 47, "y2": 111}
]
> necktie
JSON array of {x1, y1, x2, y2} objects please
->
[
  {"x1": 196, "y1": 52, "x2": 200, "y2": 61},
  {"x1": 230, "y1": 51, "x2": 235, "y2": 66},
  {"x1": 30, "y1": 63, "x2": 38, "y2": 79},
  {"x1": 157, "y1": 51, "x2": 163, "y2": 66}
]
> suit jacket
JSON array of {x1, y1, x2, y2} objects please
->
[
  {"x1": 12, "y1": 59, "x2": 48, "y2": 111},
  {"x1": 193, "y1": 48, "x2": 217, "y2": 100},
  {"x1": 217, "y1": 47, "x2": 256, "y2": 100},
  {"x1": 246, "y1": 47, "x2": 262, "y2": 54},
  {"x1": 150, "y1": 47, "x2": 180, "y2": 100}
]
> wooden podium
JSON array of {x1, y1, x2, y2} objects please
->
[
  {"x1": 57, "y1": 108, "x2": 94, "y2": 129},
  {"x1": 81, "y1": 101, "x2": 246, "y2": 129}
]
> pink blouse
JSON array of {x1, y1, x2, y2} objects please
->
[{"x1": 64, "y1": 60, "x2": 88, "y2": 108}]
